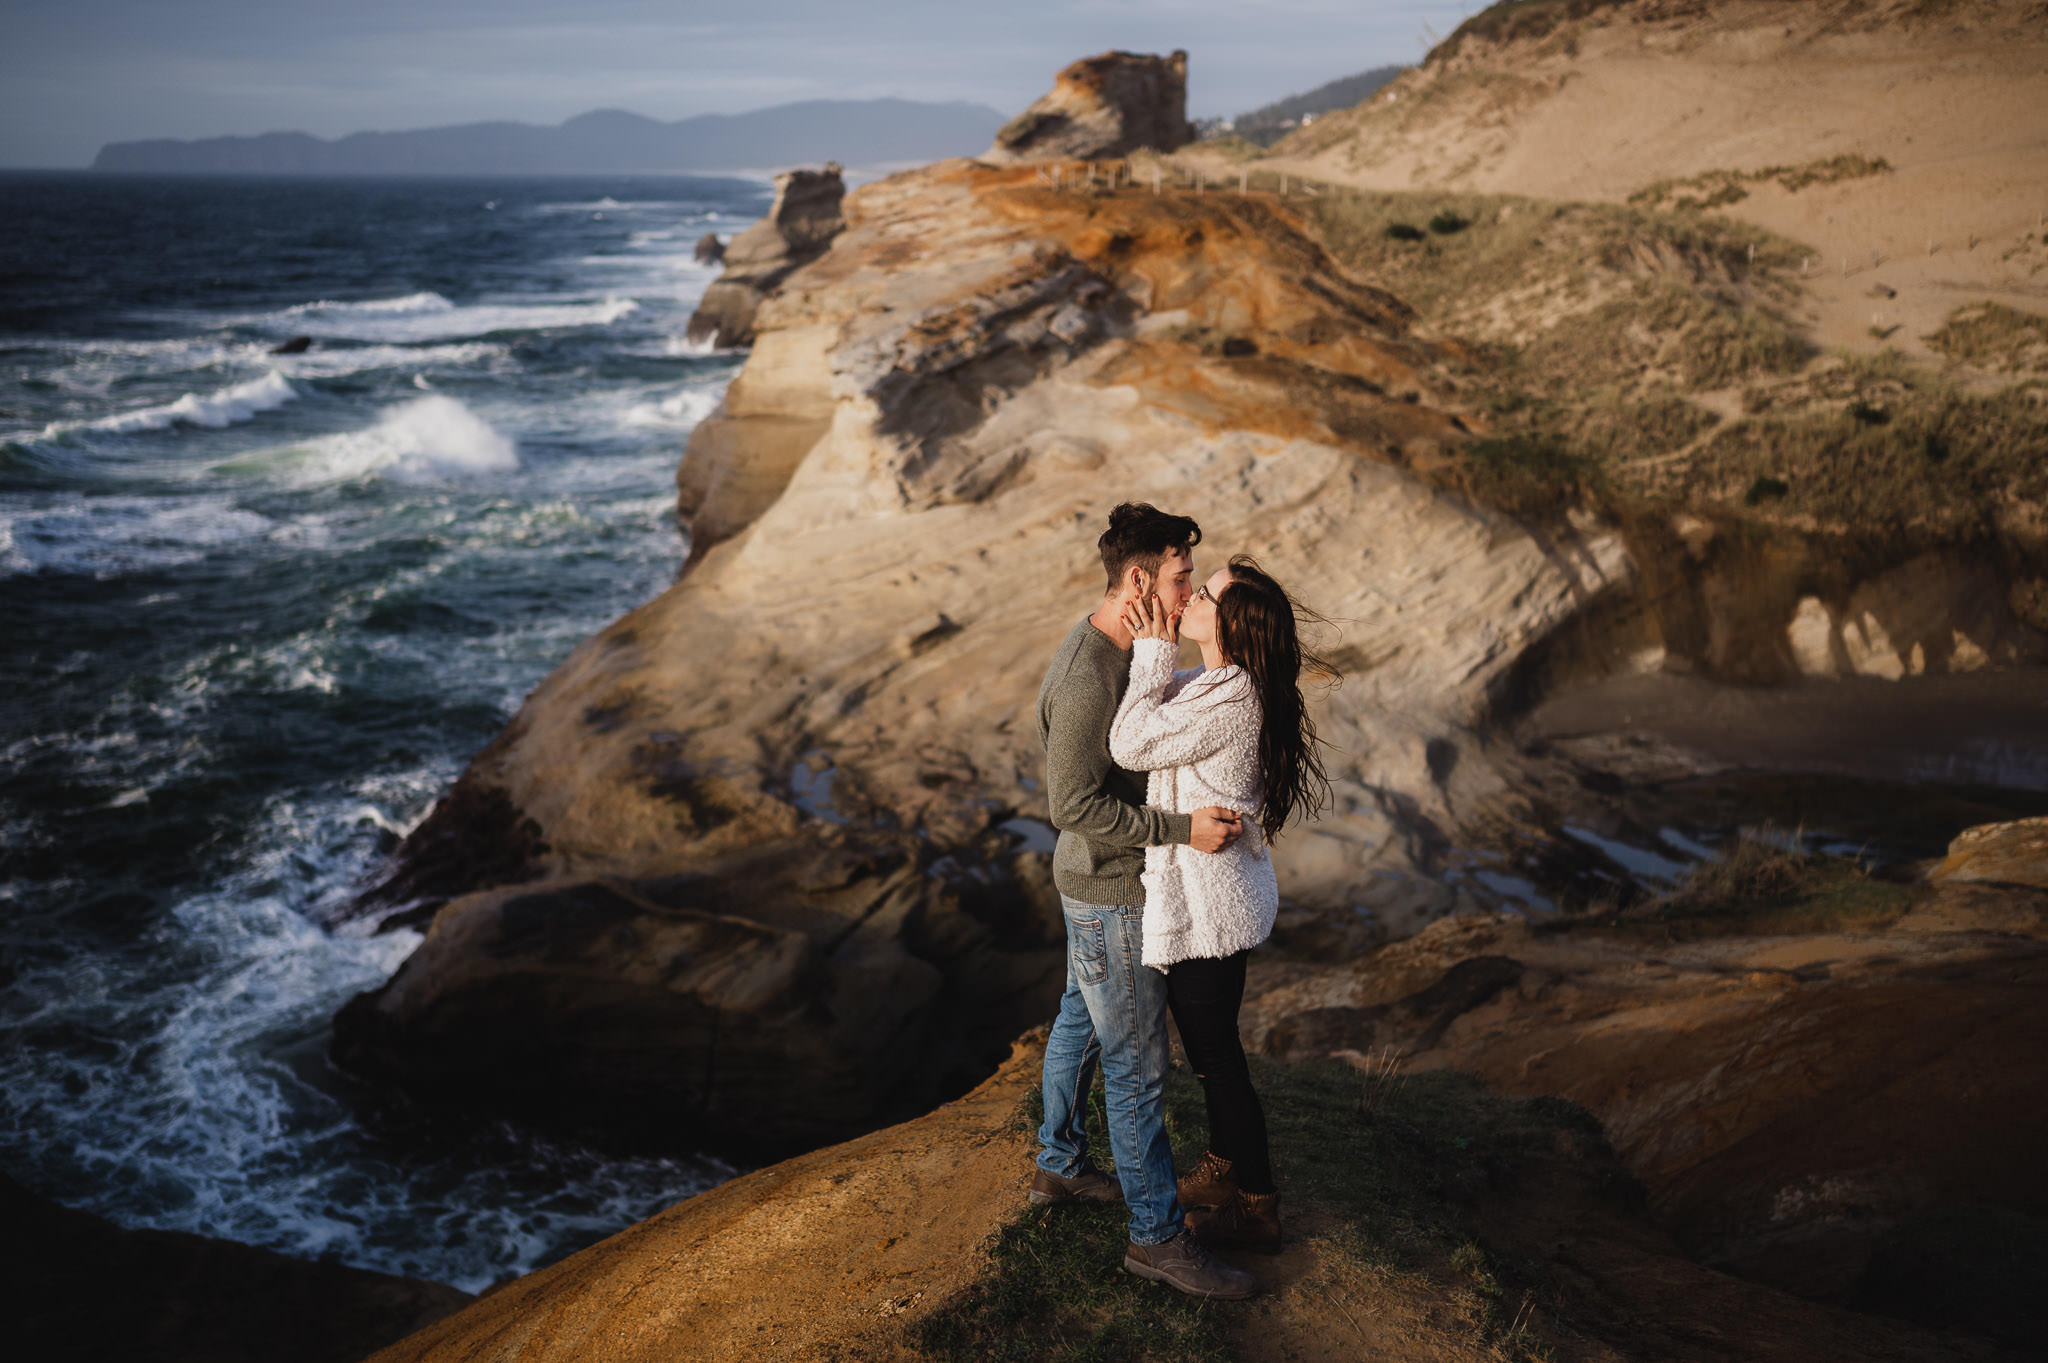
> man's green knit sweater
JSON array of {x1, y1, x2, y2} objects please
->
[{"x1": 1037, "y1": 618, "x2": 1192, "y2": 906}]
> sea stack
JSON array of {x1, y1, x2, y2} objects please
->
[
  {"x1": 981, "y1": 49, "x2": 1194, "y2": 163},
  {"x1": 684, "y1": 164, "x2": 845, "y2": 348}
]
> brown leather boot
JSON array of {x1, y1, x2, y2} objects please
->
[
  {"x1": 1177, "y1": 1151, "x2": 1236, "y2": 1209},
  {"x1": 1187, "y1": 1188, "x2": 1282, "y2": 1254},
  {"x1": 1124, "y1": 1229, "x2": 1257, "y2": 1300},
  {"x1": 1027, "y1": 1161, "x2": 1125, "y2": 1206}
]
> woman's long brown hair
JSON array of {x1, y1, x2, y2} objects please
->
[{"x1": 1215, "y1": 555, "x2": 1335, "y2": 841}]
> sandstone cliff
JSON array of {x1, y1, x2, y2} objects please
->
[
  {"x1": 683, "y1": 164, "x2": 845, "y2": 349},
  {"x1": 339, "y1": 149, "x2": 1654, "y2": 1147}
]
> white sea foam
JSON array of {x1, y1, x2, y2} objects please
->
[
  {"x1": 621, "y1": 388, "x2": 721, "y2": 431},
  {"x1": 37, "y1": 371, "x2": 297, "y2": 440},
  {"x1": 263, "y1": 293, "x2": 638, "y2": 343},
  {"x1": 663, "y1": 333, "x2": 720, "y2": 358},
  {"x1": 268, "y1": 395, "x2": 518, "y2": 485},
  {"x1": 270, "y1": 341, "x2": 508, "y2": 379},
  {"x1": 0, "y1": 495, "x2": 278, "y2": 576}
]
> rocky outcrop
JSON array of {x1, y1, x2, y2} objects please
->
[
  {"x1": 0, "y1": 1173, "x2": 470, "y2": 1363},
  {"x1": 982, "y1": 49, "x2": 1194, "y2": 163},
  {"x1": 362, "y1": 1039, "x2": 1042, "y2": 1363},
  {"x1": 692, "y1": 232, "x2": 723, "y2": 265},
  {"x1": 1245, "y1": 864, "x2": 2048, "y2": 1336},
  {"x1": 682, "y1": 164, "x2": 845, "y2": 348},
  {"x1": 1931, "y1": 815, "x2": 2048, "y2": 889},
  {"x1": 336, "y1": 845, "x2": 1063, "y2": 1152},
  {"x1": 365, "y1": 1037, "x2": 1999, "y2": 1363},
  {"x1": 338, "y1": 149, "x2": 1648, "y2": 1145},
  {"x1": 341, "y1": 41, "x2": 2044, "y2": 1156}
]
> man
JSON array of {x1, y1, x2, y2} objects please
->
[{"x1": 1029, "y1": 502, "x2": 1258, "y2": 1301}]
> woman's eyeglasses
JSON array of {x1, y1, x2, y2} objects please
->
[{"x1": 1195, "y1": 584, "x2": 1218, "y2": 604}]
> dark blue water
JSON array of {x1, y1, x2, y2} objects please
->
[{"x1": 0, "y1": 172, "x2": 767, "y2": 1289}]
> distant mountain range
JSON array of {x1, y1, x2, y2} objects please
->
[
  {"x1": 1215, "y1": 66, "x2": 1408, "y2": 147},
  {"x1": 92, "y1": 100, "x2": 1007, "y2": 175}
]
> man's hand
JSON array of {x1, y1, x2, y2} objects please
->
[{"x1": 1190, "y1": 807, "x2": 1242, "y2": 854}]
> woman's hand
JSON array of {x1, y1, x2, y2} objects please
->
[{"x1": 1122, "y1": 592, "x2": 1178, "y2": 644}]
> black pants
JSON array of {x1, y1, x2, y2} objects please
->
[{"x1": 1166, "y1": 950, "x2": 1274, "y2": 1195}]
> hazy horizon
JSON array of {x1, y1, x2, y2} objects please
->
[{"x1": 0, "y1": 0, "x2": 1480, "y2": 168}]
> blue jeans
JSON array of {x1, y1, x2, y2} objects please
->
[{"x1": 1037, "y1": 894, "x2": 1183, "y2": 1245}]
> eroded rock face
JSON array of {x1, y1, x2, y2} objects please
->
[
  {"x1": 1245, "y1": 877, "x2": 2048, "y2": 1312},
  {"x1": 338, "y1": 841, "x2": 1064, "y2": 1152},
  {"x1": 342, "y1": 157, "x2": 1637, "y2": 1144},
  {"x1": 983, "y1": 50, "x2": 1194, "y2": 163},
  {"x1": 684, "y1": 164, "x2": 845, "y2": 348}
]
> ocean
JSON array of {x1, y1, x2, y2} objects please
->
[{"x1": 0, "y1": 171, "x2": 767, "y2": 1290}]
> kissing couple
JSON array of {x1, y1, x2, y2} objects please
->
[{"x1": 1029, "y1": 501, "x2": 1333, "y2": 1301}]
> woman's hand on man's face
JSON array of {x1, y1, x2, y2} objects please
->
[{"x1": 1121, "y1": 591, "x2": 1178, "y2": 643}]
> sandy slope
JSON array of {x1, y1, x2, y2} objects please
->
[{"x1": 1249, "y1": 0, "x2": 2048, "y2": 360}]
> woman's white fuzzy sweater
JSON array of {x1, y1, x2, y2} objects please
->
[{"x1": 1108, "y1": 637, "x2": 1277, "y2": 970}]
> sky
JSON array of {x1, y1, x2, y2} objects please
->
[{"x1": 0, "y1": 0, "x2": 1485, "y2": 167}]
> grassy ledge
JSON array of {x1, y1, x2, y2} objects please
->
[{"x1": 915, "y1": 1057, "x2": 1599, "y2": 1361}]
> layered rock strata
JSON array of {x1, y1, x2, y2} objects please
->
[
  {"x1": 682, "y1": 164, "x2": 844, "y2": 348},
  {"x1": 1245, "y1": 833, "x2": 2048, "y2": 1324},
  {"x1": 341, "y1": 154, "x2": 1636, "y2": 1144},
  {"x1": 982, "y1": 49, "x2": 1194, "y2": 162}
]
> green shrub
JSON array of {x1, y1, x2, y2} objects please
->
[
  {"x1": 1429, "y1": 209, "x2": 1471, "y2": 235},
  {"x1": 1385, "y1": 221, "x2": 1426, "y2": 241},
  {"x1": 1744, "y1": 475, "x2": 1790, "y2": 505}
]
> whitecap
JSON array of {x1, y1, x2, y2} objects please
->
[
  {"x1": 1, "y1": 496, "x2": 278, "y2": 576},
  {"x1": 251, "y1": 395, "x2": 518, "y2": 485},
  {"x1": 255, "y1": 295, "x2": 638, "y2": 343},
  {"x1": 622, "y1": 388, "x2": 721, "y2": 431},
  {"x1": 36, "y1": 371, "x2": 297, "y2": 441},
  {"x1": 269, "y1": 341, "x2": 507, "y2": 380}
]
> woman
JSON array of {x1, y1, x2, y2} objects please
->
[{"x1": 1109, "y1": 554, "x2": 1333, "y2": 1253}]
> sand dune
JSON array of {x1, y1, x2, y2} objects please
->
[{"x1": 1251, "y1": 0, "x2": 2047, "y2": 359}]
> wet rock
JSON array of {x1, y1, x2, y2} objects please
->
[
  {"x1": 693, "y1": 232, "x2": 724, "y2": 265},
  {"x1": 983, "y1": 49, "x2": 1194, "y2": 163},
  {"x1": 684, "y1": 164, "x2": 844, "y2": 348},
  {"x1": 269, "y1": 335, "x2": 313, "y2": 354},
  {"x1": 0, "y1": 1172, "x2": 469, "y2": 1363},
  {"x1": 1930, "y1": 815, "x2": 2048, "y2": 889}
]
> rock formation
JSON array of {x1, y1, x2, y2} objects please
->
[
  {"x1": 982, "y1": 49, "x2": 1194, "y2": 163},
  {"x1": 682, "y1": 164, "x2": 844, "y2": 348},
  {"x1": 342, "y1": 34, "x2": 2046, "y2": 1162},
  {"x1": 340, "y1": 152, "x2": 1638, "y2": 1147},
  {"x1": 692, "y1": 232, "x2": 724, "y2": 265},
  {"x1": 335, "y1": 852, "x2": 1063, "y2": 1151},
  {"x1": 0, "y1": 1173, "x2": 469, "y2": 1363},
  {"x1": 1245, "y1": 829, "x2": 2048, "y2": 1336},
  {"x1": 365, "y1": 1036, "x2": 2001, "y2": 1362}
]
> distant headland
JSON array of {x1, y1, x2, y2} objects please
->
[{"x1": 91, "y1": 99, "x2": 1006, "y2": 175}]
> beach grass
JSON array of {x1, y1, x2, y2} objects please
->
[{"x1": 915, "y1": 1059, "x2": 1585, "y2": 1361}]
